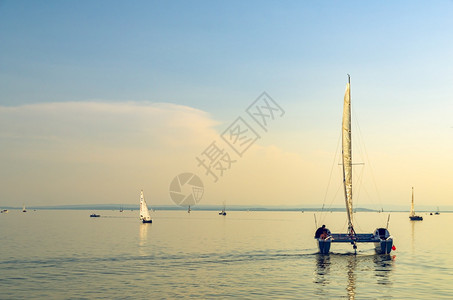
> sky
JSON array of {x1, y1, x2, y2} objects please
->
[{"x1": 1, "y1": 1, "x2": 452, "y2": 209}]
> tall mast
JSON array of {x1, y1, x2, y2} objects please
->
[{"x1": 342, "y1": 74, "x2": 354, "y2": 234}]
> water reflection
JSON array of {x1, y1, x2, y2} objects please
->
[
  {"x1": 314, "y1": 253, "x2": 394, "y2": 299},
  {"x1": 373, "y1": 254, "x2": 395, "y2": 286},
  {"x1": 314, "y1": 254, "x2": 331, "y2": 285},
  {"x1": 346, "y1": 255, "x2": 357, "y2": 299},
  {"x1": 411, "y1": 220, "x2": 415, "y2": 253},
  {"x1": 139, "y1": 223, "x2": 148, "y2": 247}
]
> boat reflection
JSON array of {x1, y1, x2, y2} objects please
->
[
  {"x1": 139, "y1": 223, "x2": 148, "y2": 248},
  {"x1": 411, "y1": 220, "x2": 417, "y2": 253},
  {"x1": 314, "y1": 253, "x2": 395, "y2": 299},
  {"x1": 314, "y1": 254, "x2": 331, "y2": 285},
  {"x1": 346, "y1": 255, "x2": 357, "y2": 299},
  {"x1": 373, "y1": 254, "x2": 395, "y2": 286}
]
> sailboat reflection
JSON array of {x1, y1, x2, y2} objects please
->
[
  {"x1": 411, "y1": 220, "x2": 416, "y2": 253},
  {"x1": 346, "y1": 255, "x2": 357, "y2": 299},
  {"x1": 314, "y1": 254, "x2": 394, "y2": 299},
  {"x1": 314, "y1": 254, "x2": 331, "y2": 285},
  {"x1": 139, "y1": 223, "x2": 148, "y2": 252},
  {"x1": 373, "y1": 254, "x2": 394, "y2": 286}
]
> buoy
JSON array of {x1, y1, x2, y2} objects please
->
[{"x1": 392, "y1": 245, "x2": 396, "y2": 251}]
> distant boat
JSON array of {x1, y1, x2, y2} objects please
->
[
  {"x1": 1, "y1": 209, "x2": 8, "y2": 213},
  {"x1": 139, "y1": 190, "x2": 152, "y2": 223},
  {"x1": 315, "y1": 75, "x2": 394, "y2": 254},
  {"x1": 22, "y1": 204, "x2": 27, "y2": 212},
  {"x1": 90, "y1": 213, "x2": 100, "y2": 217},
  {"x1": 119, "y1": 205, "x2": 123, "y2": 212},
  {"x1": 219, "y1": 205, "x2": 227, "y2": 216},
  {"x1": 409, "y1": 187, "x2": 423, "y2": 221},
  {"x1": 435, "y1": 207, "x2": 440, "y2": 215},
  {"x1": 188, "y1": 205, "x2": 191, "y2": 213}
]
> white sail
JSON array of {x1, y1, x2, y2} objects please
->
[
  {"x1": 342, "y1": 76, "x2": 353, "y2": 233},
  {"x1": 139, "y1": 190, "x2": 151, "y2": 221},
  {"x1": 410, "y1": 187, "x2": 415, "y2": 217}
]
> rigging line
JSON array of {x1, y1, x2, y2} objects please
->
[
  {"x1": 341, "y1": 215, "x2": 348, "y2": 232},
  {"x1": 353, "y1": 163, "x2": 365, "y2": 209},
  {"x1": 319, "y1": 181, "x2": 343, "y2": 227},
  {"x1": 351, "y1": 105, "x2": 384, "y2": 211},
  {"x1": 353, "y1": 216, "x2": 365, "y2": 233},
  {"x1": 321, "y1": 129, "x2": 342, "y2": 212},
  {"x1": 351, "y1": 164, "x2": 366, "y2": 233},
  {"x1": 327, "y1": 179, "x2": 343, "y2": 211}
]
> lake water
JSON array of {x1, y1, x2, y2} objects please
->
[{"x1": 1, "y1": 210, "x2": 452, "y2": 299}]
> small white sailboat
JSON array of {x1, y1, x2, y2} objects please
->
[
  {"x1": 219, "y1": 205, "x2": 227, "y2": 216},
  {"x1": 139, "y1": 190, "x2": 152, "y2": 223},
  {"x1": 409, "y1": 187, "x2": 423, "y2": 221},
  {"x1": 22, "y1": 204, "x2": 27, "y2": 212},
  {"x1": 315, "y1": 75, "x2": 394, "y2": 254}
]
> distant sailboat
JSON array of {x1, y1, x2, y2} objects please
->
[
  {"x1": 22, "y1": 204, "x2": 27, "y2": 212},
  {"x1": 188, "y1": 205, "x2": 191, "y2": 213},
  {"x1": 139, "y1": 190, "x2": 152, "y2": 223},
  {"x1": 409, "y1": 187, "x2": 423, "y2": 221},
  {"x1": 435, "y1": 206, "x2": 440, "y2": 215},
  {"x1": 219, "y1": 202, "x2": 227, "y2": 216},
  {"x1": 315, "y1": 75, "x2": 394, "y2": 254}
]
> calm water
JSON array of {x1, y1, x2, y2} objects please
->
[{"x1": 1, "y1": 210, "x2": 452, "y2": 299}]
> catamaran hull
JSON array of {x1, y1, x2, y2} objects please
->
[
  {"x1": 374, "y1": 239, "x2": 393, "y2": 254},
  {"x1": 317, "y1": 239, "x2": 393, "y2": 255},
  {"x1": 317, "y1": 239, "x2": 332, "y2": 254},
  {"x1": 142, "y1": 219, "x2": 152, "y2": 223}
]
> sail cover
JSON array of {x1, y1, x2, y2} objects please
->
[
  {"x1": 342, "y1": 78, "x2": 353, "y2": 232},
  {"x1": 140, "y1": 190, "x2": 151, "y2": 221}
]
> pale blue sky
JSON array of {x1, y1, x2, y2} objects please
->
[
  {"x1": 1, "y1": 1, "x2": 452, "y2": 207},
  {"x1": 2, "y1": 1, "x2": 452, "y2": 109}
]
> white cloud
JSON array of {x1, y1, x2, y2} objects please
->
[{"x1": 0, "y1": 102, "x2": 220, "y2": 205}]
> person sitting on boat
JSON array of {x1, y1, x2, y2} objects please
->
[{"x1": 315, "y1": 225, "x2": 326, "y2": 238}]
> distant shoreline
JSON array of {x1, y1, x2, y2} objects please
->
[{"x1": 1, "y1": 204, "x2": 451, "y2": 213}]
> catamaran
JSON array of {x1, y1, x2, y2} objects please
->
[
  {"x1": 315, "y1": 75, "x2": 394, "y2": 254},
  {"x1": 139, "y1": 190, "x2": 152, "y2": 223},
  {"x1": 409, "y1": 187, "x2": 423, "y2": 221}
]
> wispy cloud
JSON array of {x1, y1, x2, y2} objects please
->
[{"x1": 0, "y1": 102, "x2": 220, "y2": 205}]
